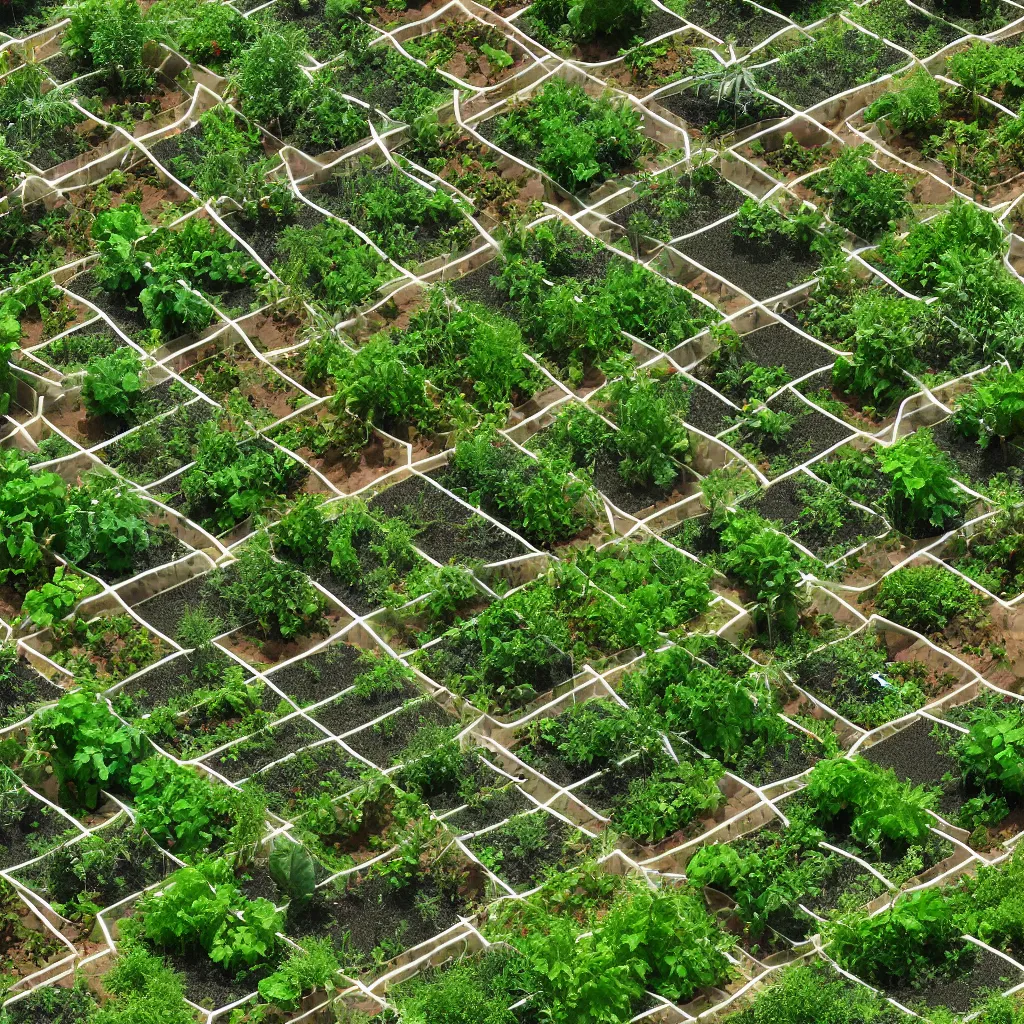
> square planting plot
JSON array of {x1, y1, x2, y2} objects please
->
[
  {"x1": 739, "y1": 472, "x2": 885, "y2": 561},
  {"x1": 682, "y1": 816, "x2": 890, "y2": 955},
  {"x1": 13, "y1": 817, "x2": 171, "y2": 916},
  {"x1": 755, "y1": 23, "x2": 908, "y2": 110},
  {"x1": 593, "y1": 30, "x2": 726, "y2": 97},
  {"x1": 940, "y1": 510, "x2": 1024, "y2": 602},
  {"x1": 399, "y1": 16, "x2": 534, "y2": 88},
  {"x1": 411, "y1": 608, "x2": 574, "y2": 716},
  {"x1": 605, "y1": 167, "x2": 747, "y2": 252},
  {"x1": 308, "y1": 672, "x2": 423, "y2": 737},
  {"x1": 466, "y1": 808, "x2": 591, "y2": 892},
  {"x1": 516, "y1": 3, "x2": 685, "y2": 62},
  {"x1": 777, "y1": 782, "x2": 957, "y2": 888},
  {"x1": 393, "y1": 742, "x2": 522, "y2": 816},
  {"x1": 787, "y1": 624, "x2": 974, "y2": 730},
  {"x1": 0, "y1": 654, "x2": 64, "y2": 728},
  {"x1": 30, "y1": 612, "x2": 170, "y2": 688},
  {"x1": 609, "y1": 644, "x2": 826, "y2": 788},
  {"x1": 252, "y1": 741, "x2": 364, "y2": 822},
  {"x1": 175, "y1": 341, "x2": 310, "y2": 430},
  {"x1": 28, "y1": 320, "x2": 119, "y2": 371},
  {"x1": 342, "y1": 697, "x2": 460, "y2": 768},
  {"x1": 283, "y1": 841, "x2": 485, "y2": 973},
  {"x1": 693, "y1": 321, "x2": 835, "y2": 407},
  {"x1": 664, "y1": 0, "x2": 790, "y2": 47},
  {"x1": 201, "y1": 714, "x2": 328, "y2": 782},
  {"x1": 289, "y1": 775, "x2": 423, "y2": 871},
  {"x1": 306, "y1": 163, "x2": 480, "y2": 269},
  {"x1": 927, "y1": 415, "x2": 1024, "y2": 489},
  {"x1": 652, "y1": 81, "x2": 787, "y2": 140},
  {"x1": 525, "y1": 399, "x2": 700, "y2": 518},
  {"x1": 371, "y1": 475, "x2": 532, "y2": 564},
  {"x1": 0, "y1": 786, "x2": 83, "y2": 870},
  {"x1": 114, "y1": 648, "x2": 251, "y2": 713},
  {"x1": 323, "y1": 42, "x2": 454, "y2": 124},
  {"x1": 569, "y1": 752, "x2": 750, "y2": 853},
  {"x1": 735, "y1": 122, "x2": 843, "y2": 185},
  {"x1": 849, "y1": 0, "x2": 963, "y2": 58},
  {"x1": 266, "y1": 640, "x2": 380, "y2": 706},
  {"x1": 96, "y1": 398, "x2": 219, "y2": 486},
  {"x1": 475, "y1": 78, "x2": 659, "y2": 196},
  {"x1": 132, "y1": 676, "x2": 289, "y2": 762},
  {"x1": 130, "y1": 566, "x2": 246, "y2": 644},
  {"x1": 730, "y1": 392, "x2": 855, "y2": 480},
  {"x1": 677, "y1": 216, "x2": 824, "y2": 303}
]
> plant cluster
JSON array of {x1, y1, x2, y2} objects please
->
[
  {"x1": 486, "y1": 866, "x2": 733, "y2": 1022},
  {"x1": 445, "y1": 427, "x2": 600, "y2": 547},
  {"x1": 491, "y1": 79, "x2": 649, "y2": 192}
]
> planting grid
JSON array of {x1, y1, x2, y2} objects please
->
[{"x1": 9, "y1": 0, "x2": 1024, "y2": 1020}]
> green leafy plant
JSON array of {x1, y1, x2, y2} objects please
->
[
  {"x1": 33, "y1": 691, "x2": 144, "y2": 809},
  {"x1": 140, "y1": 859, "x2": 282, "y2": 975},
  {"x1": 880, "y1": 428, "x2": 965, "y2": 535},
  {"x1": 811, "y1": 144, "x2": 910, "y2": 240},
  {"x1": 720, "y1": 510, "x2": 805, "y2": 642},
  {"x1": 214, "y1": 537, "x2": 326, "y2": 640},
  {"x1": 492, "y1": 79, "x2": 647, "y2": 192},
  {"x1": 875, "y1": 564, "x2": 983, "y2": 633},
  {"x1": 81, "y1": 347, "x2": 145, "y2": 422}
]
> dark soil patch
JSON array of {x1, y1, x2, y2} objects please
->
[
  {"x1": 448, "y1": 263, "x2": 520, "y2": 319},
  {"x1": 729, "y1": 729, "x2": 818, "y2": 787},
  {"x1": 255, "y1": 742, "x2": 363, "y2": 821},
  {"x1": 119, "y1": 650, "x2": 249, "y2": 712},
  {"x1": 861, "y1": 718, "x2": 964, "y2": 819},
  {"x1": 15, "y1": 819, "x2": 169, "y2": 912},
  {"x1": 285, "y1": 872, "x2": 475, "y2": 969},
  {"x1": 266, "y1": 642, "x2": 367, "y2": 705},
  {"x1": 310, "y1": 679, "x2": 420, "y2": 736},
  {"x1": 737, "y1": 394, "x2": 854, "y2": 479},
  {"x1": 656, "y1": 85, "x2": 785, "y2": 138},
  {"x1": 0, "y1": 660, "x2": 63, "y2": 728},
  {"x1": 205, "y1": 716, "x2": 327, "y2": 783},
  {"x1": 582, "y1": 445, "x2": 682, "y2": 515},
  {"x1": 133, "y1": 566, "x2": 246, "y2": 642},
  {"x1": 444, "y1": 782, "x2": 534, "y2": 834},
  {"x1": 680, "y1": 218, "x2": 821, "y2": 301},
  {"x1": 162, "y1": 946, "x2": 277, "y2": 1011},
  {"x1": 931, "y1": 418, "x2": 1024, "y2": 487},
  {"x1": 664, "y1": 512, "x2": 721, "y2": 560},
  {"x1": 466, "y1": 812, "x2": 585, "y2": 892},
  {"x1": 885, "y1": 944, "x2": 1023, "y2": 1014},
  {"x1": 344, "y1": 699, "x2": 458, "y2": 768},
  {"x1": 610, "y1": 172, "x2": 744, "y2": 241},
  {"x1": 757, "y1": 32, "x2": 907, "y2": 109},
  {"x1": 225, "y1": 204, "x2": 327, "y2": 267},
  {"x1": 683, "y1": 379, "x2": 736, "y2": 435},
  {"x1": 67, "y1": 271, "x2": 151, "y2": 342},
  {"x1": 696, "y1": 323, "x2": 835, "y2": 404},
  {"x1": 801, "y1": 852, "x2": 887, "y2": 916},
  {"x1": 0, "y1": 794, "x2": 77, "y2": 870},
  {"x1": 742, "y1": 474, "x2": 880, "y2": 558},
  {"x1": 372, "y1": 475, "x2": 529, "y2": 564},
  {"x1": 670, "y1": 0, "x2": 789, "y2": 46},
  {"x1": 102, "y1": 399, "x2": 217, "y2": 485}
]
